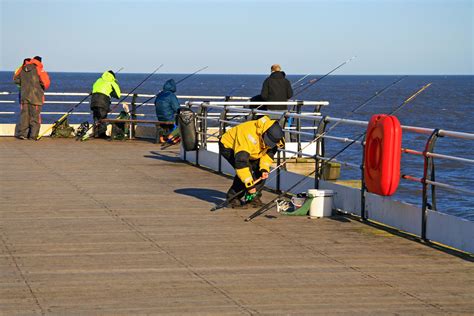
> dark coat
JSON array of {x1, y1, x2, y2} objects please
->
[
  {"x1": 260, "y1": 71, "x2": 293, "y2": 111},
  {"x1": 13, "y1": 60, "x2": 50, "y2": 105},
  {"x1": 154, "y1": 79, "x2": 180, "y2": 122}
]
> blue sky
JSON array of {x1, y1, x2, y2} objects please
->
[{"x1": 1, "y1": 0, "x2": 472, "y2": 74}]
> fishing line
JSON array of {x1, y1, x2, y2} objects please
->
[
  {"x1": 244, "y1": 82, "x2": 432, "y2": 221},
  {"x1": 132, "y1": 66, "x2": 209, "y2": 111}
]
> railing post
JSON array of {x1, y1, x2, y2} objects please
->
[
  {"x1": 218, "y1": 106, "x2": 228, "y2": 174},
  {"x1": 421, "y1": 129, "x2": 441, "y2": 241},
  {"x1": 276, "y1": 150, "x2": 281, "y2": 193},
  {"x1": 131, "y1": 93, "x2": 137, "y2": 139},
  {"x1": 199, "y1": 103, "x2": 208, "y2": 150},
  {"x1": 360, "y1": 135, "x2": 367, "y2": 220},
  {"x1": 296, "y1": 101, "x2": 303, "y2": 157},
  {"x1": 314, "y1": 116, "x2": 328, "y2": 189}
]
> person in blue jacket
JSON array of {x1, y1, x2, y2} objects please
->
[{"x1": 154, "y1": 79, "x2": 180, "y2": 143}]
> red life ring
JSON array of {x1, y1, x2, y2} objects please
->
[{"x1": 364, "y1": 114, "x2": 402, "y2": 196}]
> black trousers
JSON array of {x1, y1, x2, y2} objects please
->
[
  {"x1": 219, "y1": 142, "x2": 265, "y2": 200},
  {"x1": 92, "y1": 107, "x2": 108, "y2": 137}
]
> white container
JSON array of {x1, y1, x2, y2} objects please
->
[{"x1": 308, "y1": 189, "x2": 335, "y2": 218}]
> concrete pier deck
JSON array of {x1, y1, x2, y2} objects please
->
[{"x1": 1, "y1": 138, "x2": 473, "y2": 315}]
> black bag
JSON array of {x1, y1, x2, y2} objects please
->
[
  {"x1": 178, "y1": 108, "x2": 197, "y2": 151},
  {"x1": 51, "y1": 117, "x2": 75, "y2": 138}
]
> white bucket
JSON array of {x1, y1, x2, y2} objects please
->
[{"x1": 308, "y1": 189, "x2": 335, "y2": 218}]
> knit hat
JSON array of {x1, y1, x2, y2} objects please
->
[
  {"x1": 33, "y1": 56, "x2": 42, "y2": 62},
  {"x1": 263, "y1": 122, "x2": 284, "y2": 148}
]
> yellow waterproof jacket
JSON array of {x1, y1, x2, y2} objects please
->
[
  {"x1": 92, "y1": 71, "x2": 121, "y2": 99},
  {"x1": 220, "y1": 116, "x2": 277, "y2": 188}
]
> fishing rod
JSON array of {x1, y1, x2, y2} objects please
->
[
  {"x1": 293, "y1": 56, "x2": 357, "y2": 97},
  {"x1": 37, "y1": 67, "x2": 126, "y2": 140},
  {"x1": 109, "y1": 64, "x2": 164, "y2": 114},
  {"x1": 292, "y1": 73, "x2": 312, "y2": 87},
  {"x1": 79, "y1": 64, "x2": 164, "y2": 140},
  {"x1": 209, "y1": 76, "x2": 408, "y2": 212},
  {"x1": 244, "y1": 82, "x2": 432, "y2": 221},
  {"x1": 133, "y1": 66, "x2": 209, "y2": 111}
]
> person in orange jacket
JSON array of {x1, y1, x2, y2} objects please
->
[{"x1": 13, "y1": 56, "x2": 50, "y2": 140}]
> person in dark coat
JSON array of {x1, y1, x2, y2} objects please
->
[
  {"x1": 154, "y1": 79, "x2": 180, "y2": 143},
  {"x1": 260, "y1": 64, "x2": 293, "y2": 111}
]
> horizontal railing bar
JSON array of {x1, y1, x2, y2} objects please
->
[
  {"x1": 187, "y1": 101, "x2": 330, "y2": 106},
  {"x1": 282, "y1": 129, "x2": 313, "y2": 137},
  {"x1": 0, "y1": 112, "x2": 145, "y2": 116},
  {"x1": 278, "y1": 149, "x2": 314, "y2": 158},
  {"x1": 402, "y1": 175, "x2": 423, "y2": 183},
  {"x1": 402, "y1": 175, "x2": 474, "y2": 195},
  {"x1": 281, "y1": 149, "x2": 360, "y2": 169},
  {"x1": 425, "y1": 179, "x2": 474, "y2": 195},
  {"x1": 402, "y1": 148, "x2": 424, "y2": 156},
  {"x1": 427, "y1": 152, "x2": 474, "y2": 164},
  {"x1": 0, "y1": 91, "x2": 252, "y2": 100},
  {"x1": 199, "y1": 105, "x2": 474, "y2": 141},
  {"x1": 323, "y1": 135, "x2": 364, "y2": 145}
]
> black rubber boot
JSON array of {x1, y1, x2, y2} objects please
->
[
  {"x1": 249, "y1": 196, "x2": 264, "y2": 208},
  {"x1": 229, "y1": 198, "x2": 248, "y2": 209}
]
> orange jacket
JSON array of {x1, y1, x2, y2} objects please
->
[{"x1": 29, "y1": 59, "x2": 50, "y2": 90}]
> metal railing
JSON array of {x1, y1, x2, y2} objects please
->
[
  {"x1": 0, "y1": 91, "x2": 251, "y2": 118},
  {"x1": 185, "y1": 101, "x2": 474, "y2": 240}
]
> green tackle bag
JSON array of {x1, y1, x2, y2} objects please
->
[
  {"x1": 51, "y1": 117, "x2": 75, "y2": 138},
  {"x1": 112, "y1": 111, "x2": 130, "y2": 140}
]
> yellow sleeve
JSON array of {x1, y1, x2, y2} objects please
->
[
  {"x1": 236, "y1": 167, "x2": 254, "y2": 188},
  {"x1": 259, "y1": 153, "x2": 273, "y2": 172}
]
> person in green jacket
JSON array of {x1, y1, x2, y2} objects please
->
[{"x1": 90, "y1": 70, "x2": 121, "y2": 138}]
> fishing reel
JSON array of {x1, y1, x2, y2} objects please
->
[
  {"x1": 75, "y1": 121, "x2": 89, "y2": 140},
  {"x1": 244, "y1": 192, "x2": 257, "y2": 202}
]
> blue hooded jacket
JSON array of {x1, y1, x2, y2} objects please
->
[{"x1": 154, "y1": 79, "x2": 180, "y2": 122}]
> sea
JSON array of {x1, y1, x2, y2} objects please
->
[{"x1": 1, "y1": 72, "x2": 473, "y2": 220}]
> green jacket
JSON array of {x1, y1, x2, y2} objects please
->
[{"x1": 92, "y1": 71, "x2": 121, "y2": 99}]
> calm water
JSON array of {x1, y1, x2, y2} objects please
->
[{"x1": 1, "y1": 72, "x2": 473, "y2": 220}]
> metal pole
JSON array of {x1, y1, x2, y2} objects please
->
[
  {"x1": 360, "y1": 135, "x2": 367, "y2": 220},
  {"x1": 277, "y1": 150, "x2": 281, "y2": 193},
  {"x1": 130, "y1": 93, "x2": 137, "y2": 139},
  {"x1": 421, "y1": 129, "x2": 441, "y2": 240},
  {"x1": 296, "y1": 101, "x2": 302, "y2": 157}
]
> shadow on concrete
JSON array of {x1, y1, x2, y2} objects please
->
[
  {"x1": 144, "y1": 150, "x2": 183, "y2": 163},
  {"x1": 175, "y1": 188, "x2": 226, "y2": 204}
]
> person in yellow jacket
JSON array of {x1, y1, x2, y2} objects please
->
[
  {"x1": 90, "y1": 70, "x2": 121, "y2": 138},
  {"x1": 219, "y1": 115, "x2": 285, "y2": 208}
]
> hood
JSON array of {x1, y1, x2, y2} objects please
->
[
  {"x1": 101, "y1": 71, "x2": 116, "y2": 82},
  {"x1": 29, "y1": 58, "x2": 43, "y2": 70},
  {"x1": 270, "y1": 71, "x2": 285, "y2": 79},
  {"x1": 163, "y1": 79, "x2": 176, "y2": 92},
  {"x1": 255, "y1": 115, "x2": 277, "y2": 135},
  {"x1": 23, "y1": 59, "x2": 41, "y2": 72}
]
